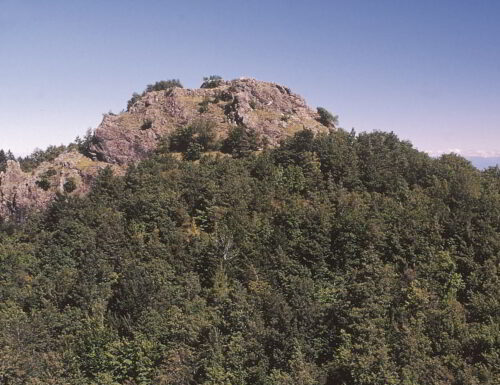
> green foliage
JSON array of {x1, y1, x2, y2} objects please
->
[
  {"x1": 73, "y1": 128, "x2": 97, "y2": 158},
  {"x1": 0, "y1": 149, "x2": 15, "y2": 172},
  {"x1": 63, "y1": 177, "x2": 77, "y2": 193},
  {"x1": 126, "y1": 79, "x2": 183, "y2": 111},
  {"x1": 35, "y1": 169, "x2": 57, "y2": 191},
  {"x1": 18, "y1": 145, "x2": 67, "y2": 172},
  {"x1": 316, "y1": 106, "x2": 338, "y2": 127},
  {"x1": 221, "y1": 126, "x2": 260, "y2": 157},
  {"x1": 141, "y1": 119, "x2": 153, "y2": 130},
  {"x1": 1, "y1": 128, "x2": 500, "y2": 384},
  {"x1": 201, "y1": 75, "x2": 223, "y2": 89},
  {"x1": 35, "y1": 177, "x2": 51, "y2": 190},
  {"x1": 169, "y1": 119, "x2": 218, "y2": 158},
  {"x1": 44, "y1": 168, "x2": 57, "y2": 177},
  {"x1": 127, "y1": 92, "x2": 141, "y2": 111},
  {"x1": 185, "y1": 142, "x2": 204, "y2": 161},
  {"x1": 145, "y1": 79, "x2": 183, "y2": 92}
]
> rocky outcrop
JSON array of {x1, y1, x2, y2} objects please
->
[
  {"x1": 91, "y1": 78, "x2": 329, "y2": 164},
  {"x1": 0, "y1": 77, "x2": 333, "y2": 221},
  {"x1": 0, "y1": 152, "x2": 121, "y2": 221}
]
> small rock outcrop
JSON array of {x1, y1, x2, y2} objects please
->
[
  {"x1": 91, "y1": 78, "x2": 329, "y2": 164},
  {"x1": 0, "y1": 152, "x2": 120, "y2": 221}
]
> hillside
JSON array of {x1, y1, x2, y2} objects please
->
[
  {"x1": 0, "y1": 78, "x2": 330, "y2": 221},
  {"x1": 91, "y1": 77, "x2": 327, "y2": 164},
  {"x1": 0, "y1": 79, "x2": 499, "y2": 384}
]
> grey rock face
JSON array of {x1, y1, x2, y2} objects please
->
[{"x1": 90, "y1": 78, "x2": 328, "y2": 164}]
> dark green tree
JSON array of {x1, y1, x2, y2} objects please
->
[
  {"x1": 201, "y1": 75, "x2": 223, "y2": 89},
  {"x1": 316, "y1": 107, "x2": 339, "y2": 128}
]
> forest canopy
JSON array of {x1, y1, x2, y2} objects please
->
[{"x1": 1, "y1": 129, "x2": 499, "y2": 384}]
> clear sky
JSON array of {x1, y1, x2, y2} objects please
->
[{"x1": 1, "y1": 0, "x2": 499, "y2": 157}]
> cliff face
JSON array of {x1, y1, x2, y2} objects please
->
[
  {"x1": 91, "y1": 78, "x2": 328, "y2": 164},
  {"x1": 0, "y1": 78, "x2": 330, "y2": 220}
]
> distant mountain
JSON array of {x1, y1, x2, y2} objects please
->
[{"x1": 466, "y1": 156, "x2": 500, "y2": 169}]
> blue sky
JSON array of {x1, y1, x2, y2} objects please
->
[{"x1": 1, "y1": 0, "x2": 499, "y2": 158}]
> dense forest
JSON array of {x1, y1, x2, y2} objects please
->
[{"x1": 1, "y1": 128, "x2": 499, "y2": 384}]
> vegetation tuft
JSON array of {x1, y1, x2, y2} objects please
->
[
  {"x1": 126, "y1": 79, "x2": 183, "y2": 111},
  {"x1": 201, "y1": 75, "x2": 223, "y2": 89},
  {"x1": 316, "y1": 106, "x2": 338, "y2": 127}
]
